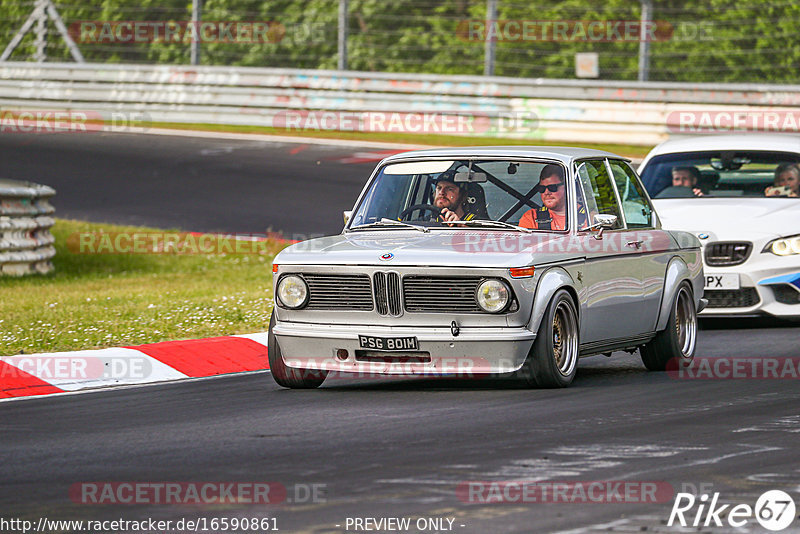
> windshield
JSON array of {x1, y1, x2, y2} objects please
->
[
  {"x1": 348, "y1": 159, "x2": 570, "y2": 231},
  {"x1": 640, "y1": 150, "x2": 800, "y2": 199}
]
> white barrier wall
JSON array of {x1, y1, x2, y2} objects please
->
[
  {"x1": 0, "y1": 179, "x2": 56, "y2": 276},
  {"x1": 2, "y1": 62, "x2": 800, "y2": 145}
]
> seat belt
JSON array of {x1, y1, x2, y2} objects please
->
[{"x1": 535, "y1": 207, "x2": 552, "y2": 230}]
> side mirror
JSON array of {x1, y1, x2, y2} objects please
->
[
  {"x1": 589, "y1": 214, "x2": 617, "y2": 240},
  {"x1": 343, "y1": 210, "x2": 353, "y2": 226}
]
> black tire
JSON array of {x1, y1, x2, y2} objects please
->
[
  {"x1": 519, "y1": 289, "x2": 580, "y2": 388},
  {"x1": 268, "y1": 313, "x2": 328, "y2": 389},
  {"x1": 640, "y1": 282, "x2": 697, "y2": 371}
]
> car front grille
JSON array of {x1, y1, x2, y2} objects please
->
[
  {"x1": 403, "y1": 276, "x2": 482, "y2": 313},
  {"x1": 704, "y1": 288, "x2": 760, "y2": 309},
  {"x1": 373, "y1": 271, "x2": 402, "y2": 316},
  {"x1": 705, "y1": 242, "x2": 752, "y2": 266},
  {"x1": 303, "y1": 274, "x2": 373, "y2": 310},
  {"x1": 298, "y1": 273, "x2": 487, "y2": 314}
]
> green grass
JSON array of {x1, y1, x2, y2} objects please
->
[
  {"x1": 139, "y1": 121, "x2": 652, "y2": 159},
  {"x1": 0, "y1": 220, "x2": 288, "y2": 356}
]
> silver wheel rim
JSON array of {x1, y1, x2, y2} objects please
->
[
  {"x1": 553, "y1": 300, "x2": 579, "y2": 376},
  {"x1": 674, "y1": 287, "x2": 697, "y2": 359}
]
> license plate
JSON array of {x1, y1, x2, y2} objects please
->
[
  {"x1": 358, "y1": 335, "x2": 419, "y2": 351},
  {"x1": 704, "y1": 273, "x2": 740, "y2": 290}
]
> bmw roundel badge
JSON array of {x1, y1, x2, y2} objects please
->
[
  {"x1": 697, "y1": 233, "x2": 710, "y2": 240},
  {"x1": 380, "y1": 252, "x2": 394, "y2": 261}
]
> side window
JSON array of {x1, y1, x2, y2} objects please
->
[
  {"x1": 576, "y1": 160, "x2": 623, "y2": 229},
  {"x1": 608, "y1": 160, "x2": 654, "y2": 228}
]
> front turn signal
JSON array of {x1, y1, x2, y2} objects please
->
[{"x1": 508, "y1": 266, "x2": 535, "y2": 278}]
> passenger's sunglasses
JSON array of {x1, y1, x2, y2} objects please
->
[{"x1": 535, "y1": 182, "x2": 564, "y2": 193}]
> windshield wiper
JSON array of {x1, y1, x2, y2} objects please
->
[
  {"x1": 446, "y1": 219, "x2": 534, "y2": 233},
  {"x1": 347, "y1": 218, "x2": 429, "y2": 233}
]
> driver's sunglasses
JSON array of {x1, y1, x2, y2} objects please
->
[{"x1": 537, "y1": 182, "x2": 564, "y2": 193}]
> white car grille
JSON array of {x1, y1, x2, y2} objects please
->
[
  {"x1": 704, "y1": 242, "x2": 752, "y2": 266},
  {"x1": 303, "y1": 274, "x2": 373, "y2": 310},
  {"x1": 298, "y1": 273, "x2": 485, "y2": 314}
]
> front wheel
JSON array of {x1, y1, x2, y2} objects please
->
[
  {"x1": 640, "y1": 282, "x2": 697, "y2": 371},
  {"x1": 519, "y1": 289, "x2": 580, "y2": 388},
  {"x1": 268, "y1": 314, "x2": 328, "y2": 388}
]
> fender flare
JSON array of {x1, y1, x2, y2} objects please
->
[
  {"x1": 527, "y1": 267, "x2": 579, "y2": 335},
  {"x1": 655, "y1": 256, "x2": 692, "y2": 332}
]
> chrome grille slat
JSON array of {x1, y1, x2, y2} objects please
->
[
  {"x1": 387, "y1": 272, "x2": 402, "y2": 316},
  {"x1": 295, "y1": 273, "x2": 501, "y2": 314},
  {"x1": 373, "y1": 272, "x2": 388, "y2": 315},
  {"x1": 372, "y1": 272, "x2": 402, "y2": 316},
  {"x1": 302, "y1": 274, "x2": 373, "y2": 311},
  {"x1": 403, "y1": 276, "x2": 483, "y2": 313}
]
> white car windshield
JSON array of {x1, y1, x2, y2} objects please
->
[
  {"x1": 348, "y1": 159, "x2": 570, "y2": 230},
  {"x1": 641, "y1": 150, "x2": 800, "y2": 199}
]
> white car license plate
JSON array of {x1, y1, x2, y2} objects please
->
[
  {"x1": 358, "y1": 335, "x2": 419, "y2": 351},
  {"x1": 704, "y1": 273, "x2": 740, "y2": 290}
]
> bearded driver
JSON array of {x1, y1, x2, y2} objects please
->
[
  {"x1": 519, "y1": 164, "x2": 569, "y2": 230},
  {"x1": 433, "y1": 174, "x2": 482, "y2": 223}
]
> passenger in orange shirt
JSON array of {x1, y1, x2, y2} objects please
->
[{"x1": 519, "y1": 165, "x2": 568, "y2": 230}]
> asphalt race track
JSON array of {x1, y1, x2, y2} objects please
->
[
  {"x1": 0, "y1": 132, "x2": 387, "y2": 237},
  {"x1": 3, "y1": 322, "x2": 799, "y2": 533},
  {"x1": 2, "y1": 131, "x2": 800, "y2": 533}
]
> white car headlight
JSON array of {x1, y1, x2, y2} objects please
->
[
  {"x1": 764, "y1": 235, "x2": 800, "y2": 256},
  {"x1": 277, "y1": 275, "x2": 309, "y2": 309},
  {"x1": 475, "y1": 279, "x2": 510, "y2": 313}
]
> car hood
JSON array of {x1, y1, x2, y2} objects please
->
[
  {"x1": 652, "y1": 198, "x2": 800, "y2": 242},
  {"x1": 274, "y1": 230, "x2": 579, "y2": 268}
]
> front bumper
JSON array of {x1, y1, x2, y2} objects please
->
[
  {"x1": 700, "y1": 258, "x2": 800, "y2": 318},
  {"x1": 272, "y1": 322, "x2": 536, "y2": 375}
]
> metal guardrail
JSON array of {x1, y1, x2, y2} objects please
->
[
  {"x1": 0, "y1": 179, "x2": 56, "y2": 276},
  {"x1": 1, "y1": 62, "x2": 800, "y2": 145}
]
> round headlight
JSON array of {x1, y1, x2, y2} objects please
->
[
  {"x1": 771, "y1": 239, "x2": 793, "y2": 256},
  {"x1": 277, "y1": 275, "x2": 309, "y2": 309},
  {"x1": 476, "y1": 279, "x2": 510, "y2": 313}
]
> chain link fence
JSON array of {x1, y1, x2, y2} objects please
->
[{"x1": 1, "y1": 0, "x2": 799, "y2": 83}]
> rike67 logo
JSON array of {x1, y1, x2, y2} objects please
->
[{"x1": 668, "y1": 490, "x2": 796, "y2": 531}]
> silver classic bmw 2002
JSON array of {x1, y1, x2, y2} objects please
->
[{"x1": 269, "y1": 147, "x2": 707, "y2": 388}]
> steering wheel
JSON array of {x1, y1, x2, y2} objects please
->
[
  {"x1": 654, "y1": 186, "x2": 698, "y2": 199},
  {"x1": 399, "y1": 203, "x2": 441, "y2": 221}
]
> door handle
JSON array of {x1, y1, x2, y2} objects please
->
[{"x1": 626, "y1": 240, "x2": 643, "y2": 249}]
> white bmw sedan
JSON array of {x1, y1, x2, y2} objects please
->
[{"x1": 638, "y1": 134, "x2": 800, "y2": 318}]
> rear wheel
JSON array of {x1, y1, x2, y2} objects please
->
[
  {"x1": 268, "y1": 314, "x2": 328, "y2": 388},
  {"x1": 519, "y1": 289, "x2": 580, "y2": 388},
  {"x1": 640, "y1": 282, "x2": 697, "y2": 371}
]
